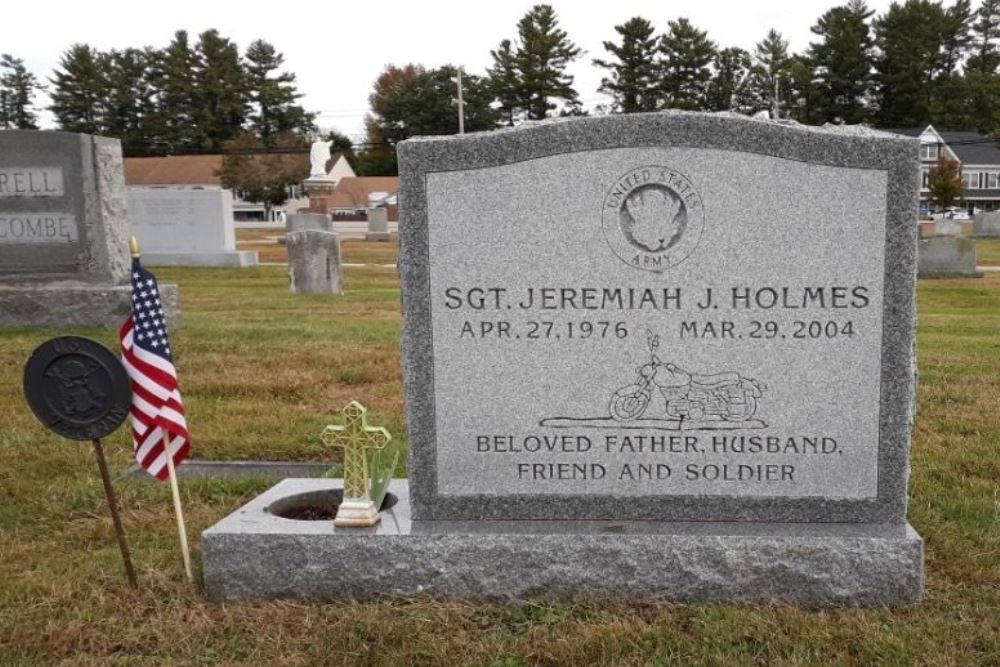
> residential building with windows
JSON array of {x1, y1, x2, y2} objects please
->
[
  {"x1": 887, "y1": 125, "x2": 1000, "y2": 217},
  {"x1": 326, "y1": 176, "x2": 399, "y2": 222}
]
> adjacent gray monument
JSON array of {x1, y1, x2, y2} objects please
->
[
  {"x1": 918, "y1": 235, "x2": 982, "y2": 278},
  {"x1": 286, "y1": 229, "x2": 342, "y2": 294},
  {"x1": 364, "y1": 207, "x2": 392, "y2": 241},
  {"x1": 203, "y1": 112, "x2": 924, "y2": 605},
  {"x1": 286, "y1": 212, "x2": 332, "y2": 234},
  {"x1": 973, "y1": 210, "x2": 1000, "y2": 236},
  {"x1": 0, "y1": 131, "x2": 178, "y2": 327},
  {"x1": 128, "y1": 188, "x2": 257, "y2": 267}
]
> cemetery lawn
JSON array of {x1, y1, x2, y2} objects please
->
[
  {"x1": 235, "y1": 229, "x2": 399, "y2": 265},
  {"x1": 1, "y1": 260, "x2": 998, "y2": 667}
]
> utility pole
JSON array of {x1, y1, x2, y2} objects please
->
[
  {"x1": 457, "y1": 66, "x2": 465, "y2": 134},
  {"x1": 772, "y1": 76, "x2": 781, "y2": 120}
]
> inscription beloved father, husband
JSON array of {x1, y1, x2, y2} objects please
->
[{"x1": 399, "y1": 113, "x2": 919, "y2": 524}]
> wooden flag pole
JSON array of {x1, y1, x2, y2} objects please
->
[
  {"x1": 162, "y1": 431, "x2": 193, "y2": 583},
  {"x1": 91, "y1": 439, "x2": 138, "y2": 588},
  {"x1": 129, "y1": 237, "x2": 192, "y2": 583}
]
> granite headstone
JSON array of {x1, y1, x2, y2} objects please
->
[
  {"x1": 0, "y1": 130, "x2": 178, "y2": 327},
  {"x1": 128, "y1": 188, "x2": 257, "y2": 266},
  {"x1": 973, "y1": 210, "x2": 1000, "y2": 236},
  {"x1": 364, "y1": 207, "x2": 391, "y2": 241},
  {"x1": 918, "y1": 236, "x2": 982, "y2": 278},
  {"x1": 203, "y1": 113, "x2": 923, "y2": 605},
  {"x1": 286, "y1": 229, "x2": 342, "y2": 294}
]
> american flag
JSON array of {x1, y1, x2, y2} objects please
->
[{"x1": 118, "y1": 257, "x2": 190, "y2": 480}]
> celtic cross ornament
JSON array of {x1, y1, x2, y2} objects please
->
[{"x1": 320, "y1": 400, "x2": 391, "y2": 526}]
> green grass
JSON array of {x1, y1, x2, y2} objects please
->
[{"x1": 0, "y1": 257, "x2": 998, "y2": 666}]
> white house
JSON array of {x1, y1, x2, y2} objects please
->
[{"x1": 887, "y1": 125, "x2": 1000, "y2": 216}]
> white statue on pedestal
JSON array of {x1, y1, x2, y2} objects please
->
[{"x1": 309, "y1": 140, "x2": 333, "y2": 179}]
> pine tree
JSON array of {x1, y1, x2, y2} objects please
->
[
  {"x1": 101, "y1": 48, "x2": 156, "y2": 152},
  {"x1": 806, "y1": 0, "x2": 874, "y2": 125},
  {"x1": 593, "y1": 17, "x2": 660, "y2": 113},
  {"x1": 193, "y1": 30, "x2": 247, "y2": 149},
  {"x1": 49, "y1": 44, "x2": 109, "y2": 134},
  {"x1": 518, "y1": 4, "x2": 582, "y2": 119},
  {"x1": 872, "y1": 0, "x2": 972, "y2": 128},
  {"x1": 147, "y1": 31, "x2": 201, "y2": 147},
  {"x1": 660, "y1": 18, "x2": 716, "y2": 111},
  {"x1": 967, "y1": 0, "x2": 1000, "y2": 73},
  {"x1": 786, "y1": 55, "x2": 826, "y2": 124},
  {"x1": 745, "y1": 29, "x2": 795, "y2": 117},
  {"x1": 245, "y1": 39, "x2": 315, "y2": 145},
  {"x1": 496, "y1": 4, "x2": 581, "y2": 120},
  {"x1": 0, "y1": 54, "x2": 42, "y2": 129},
  {"x1": 939, "y1": 0, "x2": 973, "y2": 73},
  {"x1": 488, "y1": 39, "x2": 524, "y2": 125},
  {"x1": 706, "y1": 47, "x2": 752, "y2": 112}
]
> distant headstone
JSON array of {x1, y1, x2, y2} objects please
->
[
  {"x1": 364, "y1": 207, "x2": 391, "y2": 241},
  {"x1": 202, "y1": 113, "x2": 924, "y2": 606},
  {"x1": 972, "y1": 210, "x2": 1000, "y2": 236},
  {"x1": 0, "y1": 130, "x2": 178, "y2": 328},
  {"x1": 128, "y1": 189, "x2": 257, "y2": 266},
  {"x1": 918, "y1": 236, "x2": 982, "y2": 278},
  {"x1": 287, "y1": 229, "x2": 342, "y2": 294}
]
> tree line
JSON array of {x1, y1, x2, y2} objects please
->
[
  {"x1": 4, "y1": 1, "x2": 1000, "y2": 177},
  {"x1": 1, "y1": 29, "x2": 314, "y2": 154},
  {"x1": 363, "y1": 1, "x2": 1000, "y2": 155}
]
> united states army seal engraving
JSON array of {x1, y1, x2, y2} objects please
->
[{"x1": 602, "y1": 166, "x2": 705, "y2": 272}]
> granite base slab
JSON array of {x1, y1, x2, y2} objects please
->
[
  {"x1": 0, "y1": 282, "x2": 180, "y2": 328},
  {"x1": 202, "y1": 479, "x2": 924, "y2": 606},
  {"x1": 144, "y1": 251, "x2": 258, "y2": 267}
]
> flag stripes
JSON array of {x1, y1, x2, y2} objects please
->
[{"x1": 118, "y1": 258, "x2": 190, "y2": 481}]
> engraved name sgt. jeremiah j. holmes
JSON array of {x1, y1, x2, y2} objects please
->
[{"x1": 442, "y1": 285, "x2": 872, "y2": 311}]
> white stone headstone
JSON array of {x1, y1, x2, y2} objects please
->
[{"x1": 128, "y1": 188, "x2": 257, "y2": 267}]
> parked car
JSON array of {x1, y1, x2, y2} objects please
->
[{"x1": 931, "y1": 207, "x2": 971, "y2": 221}]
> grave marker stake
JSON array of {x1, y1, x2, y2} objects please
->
[
  {"x1": 91, "y1": 438, "x2": 138, "y2": 588},
  {"x1": 23, "y1": 336, "x2": 139, "y2": 587}
]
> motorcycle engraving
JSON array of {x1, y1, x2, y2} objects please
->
[{"x1": 540, "y1": 330, "x2": 767, "y2": 431}]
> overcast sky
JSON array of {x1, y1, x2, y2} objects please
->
[{"x1": 5, "y1": 0, "x2": 904, "y2": 139}]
